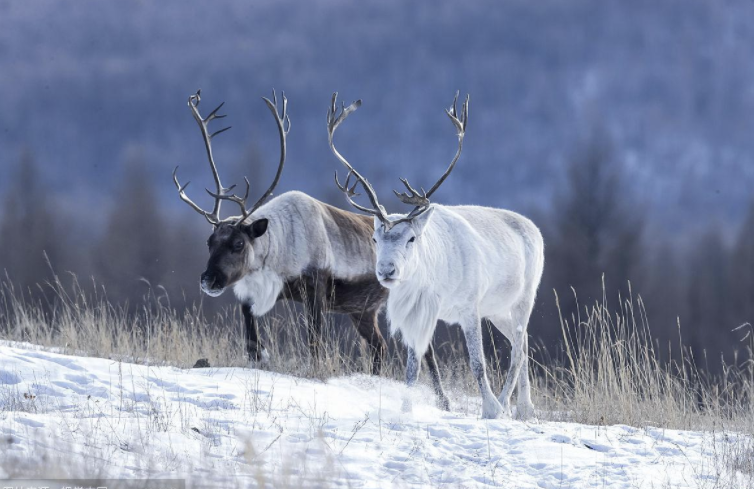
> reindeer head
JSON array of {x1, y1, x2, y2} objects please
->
[
  {"x1": 369, "y1": 208, "x2": 435, "y2": 287},
  {"x1": 173, "y1": 89, "x2": 290, "y2": 297},
  {"x1": 200, "y1": 219, "x2": 269, "y2": 296},
  {"x1": 328, "y1": 92, "x2": 468, "y2": 288}
]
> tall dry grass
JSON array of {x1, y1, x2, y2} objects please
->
[
  {"x1": 0, "y1": 272, "x2": 752, "y2": 483},
  {"x1": 533, "y1": 281, "x2": 753, "y2": 433},
  {"x1": 531, "y1": 280, "x2": 753, "y2": 486},
  {"x1": 0, "y1": 272, "x2": 413, "y2": 378},
  {"x1": 0, "y1": 273, "x2": 241, "y2": 368}
]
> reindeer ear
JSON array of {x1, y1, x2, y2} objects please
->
[
  {"x1": 244, "y1": 218, "x2": 268, "y2": 239},
  {"x1": 411, "y1": 207, "x2": 435, "y2": 235}
]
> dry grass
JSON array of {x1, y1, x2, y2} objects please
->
[
  {"x1": 0, "y1": 272, "x2": 752, "y2": 485},
  {"x1": 531, "y1": 282, "x2": 754, "y2": 433},
  {"x1": 0, "y1": 272, "x2": 421, "y2": 381},
  {"x1": 533, "y1": 281, "x2": 753, "y2": 487},
  {"x1": 0, "y1": 274, "x2": 241, "y2": 369}
]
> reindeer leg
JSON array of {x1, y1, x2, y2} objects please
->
[
  {"x1": 461, "y1": 310, "x2": 505, "y2": 419},
  {"x1": 499, "y1": 300, "x2": 535, "y2": 419},
  {"x1": 423, "y1": 342, "x2": 450, "y2": 411},
  {"x1": 242, "y1": 303, "x2": 268, "y2": 365},
  {"x1": 402, "y1": 345, "x2": 421, "y2": 413},
  {"x1": 514, "y1": 333, "x2": 535, "y2": 420},
  {"x1": 350, "y1": 311, "x2": 387, "y2": 376},
  {"x1": 305, "y1": 271, "x2": 328, "y2": 364}
]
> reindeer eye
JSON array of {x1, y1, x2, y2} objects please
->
[
  {"x1": 232, "y1": 240, "x2": 244, "y2": 252},
  {"x1": 408, "y1": 237, "x2": 416, "y2": 243},
  {"x1": 372, "y1": 237, "x2": 377, "y2": 243}
]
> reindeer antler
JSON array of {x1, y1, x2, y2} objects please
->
[
  {"x1": 328, "y1": 93, "x2": 395, "y2": 227},
  {"x1": 250, "y1": 90, "x2": 290, "y2": 214},
  {"x1": 393, "y1": 91, "x2": 469, "y2": 207},
  {"x1": 173, "y1": 89, "x2": 234, "y2": 225},
  {"x1": 174, "y1": 89, "x2": 290, "y2": 227},
  {"x1": 329, "y1": 92, "x2": 469, "y2": 230},
  {"x1": 208, "y1": 90, "x2": 290, "y2": 225}
]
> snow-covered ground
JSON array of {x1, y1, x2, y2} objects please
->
[{"x1": 0, "y1": 343, "x2": 743, "y2": 487}]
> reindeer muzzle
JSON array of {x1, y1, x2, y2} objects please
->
[{"x1": 200, "y1": 272, "x2": 226, "y2": 297}]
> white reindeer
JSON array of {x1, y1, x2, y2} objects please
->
[{"x1": 327, "y1": 93, "x2": 545, "y2": 419}]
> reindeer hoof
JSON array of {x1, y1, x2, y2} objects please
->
[
  {"x1": 515, "y1": 402, "x2": 536, "y2": 420},
  {"x1": 437, "y1": 395, "x2": 451, "y2": 412},
  {"x1": 401, "y1": 397, "x2": 413, "y2": 413},
  {"x1": 258, "y1": 348, "x2": 270, "y2": 364},
  {"x1": 481, "y1": 398, "x2": 506, "y2": 419},
  {"x1": 193, "y1": 358, "x2": 210, "y2": 368},
  {"x1": 247, "y1": 348, "x2": 270, "y2": 368}
]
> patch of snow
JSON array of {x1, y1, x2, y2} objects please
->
[{"x1": 0, "y1": 344, "x2": 745, "y2": 487}]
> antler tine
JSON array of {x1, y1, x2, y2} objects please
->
[
  {"x1": 444, "y1": 91, "x2": 469, "y2": 135},
  {"x1": 423, "y1": 91, "x2": 469, "y2": 200},
  {"x1": 334, "y1": 170, "x2": 359, "y2": 197},
  {"x1": 334, "y1": 170, "x2": 382, "y2": 216},
  {"x1": 327, "y1": 92, "x2": 361, "y2": 135},
  {"x1": 172, "y1": 166, "x2": 219, "y2": 225},
  {"x1": 206, "y1": 177, "x2": 253, "y2": 224},
  {"x1": 183, "y1": 89, "x2": 235, "y2": 224},
  {"x1": 245, "y1": 89, "x2": 290, "y2": 217},
  {"x1": 393, "y1": 178, "x2": 430, "y2": 207},
  {"x1": 327, "y1": 92, "x2": 392, "y2": 226}
]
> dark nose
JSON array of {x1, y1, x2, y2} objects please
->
[
  {"x1": 377, "y1": 263, "x2": 396, "y2": 279},
  {"x1": 201, "y1": 271, "x2": 224, "y2": 288}
]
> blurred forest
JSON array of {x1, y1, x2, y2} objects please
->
[
  {"x1": 3, "y1": 130, "x2": 752, "y2": 370},
  {"x1": 1, "y1": 0, "x2": 753, "y2": 369}
]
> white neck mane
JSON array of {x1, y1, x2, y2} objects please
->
[{"x1": 385, "y1": 211, "x2": 450, "y2": 352}]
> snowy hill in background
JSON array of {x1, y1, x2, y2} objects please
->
[
  {"x1": 0, "y1": 343, "x2": 744, "y2": 487},
  {"x1": 2, "y1": 1, "x2": 754, "y2": 236}
]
